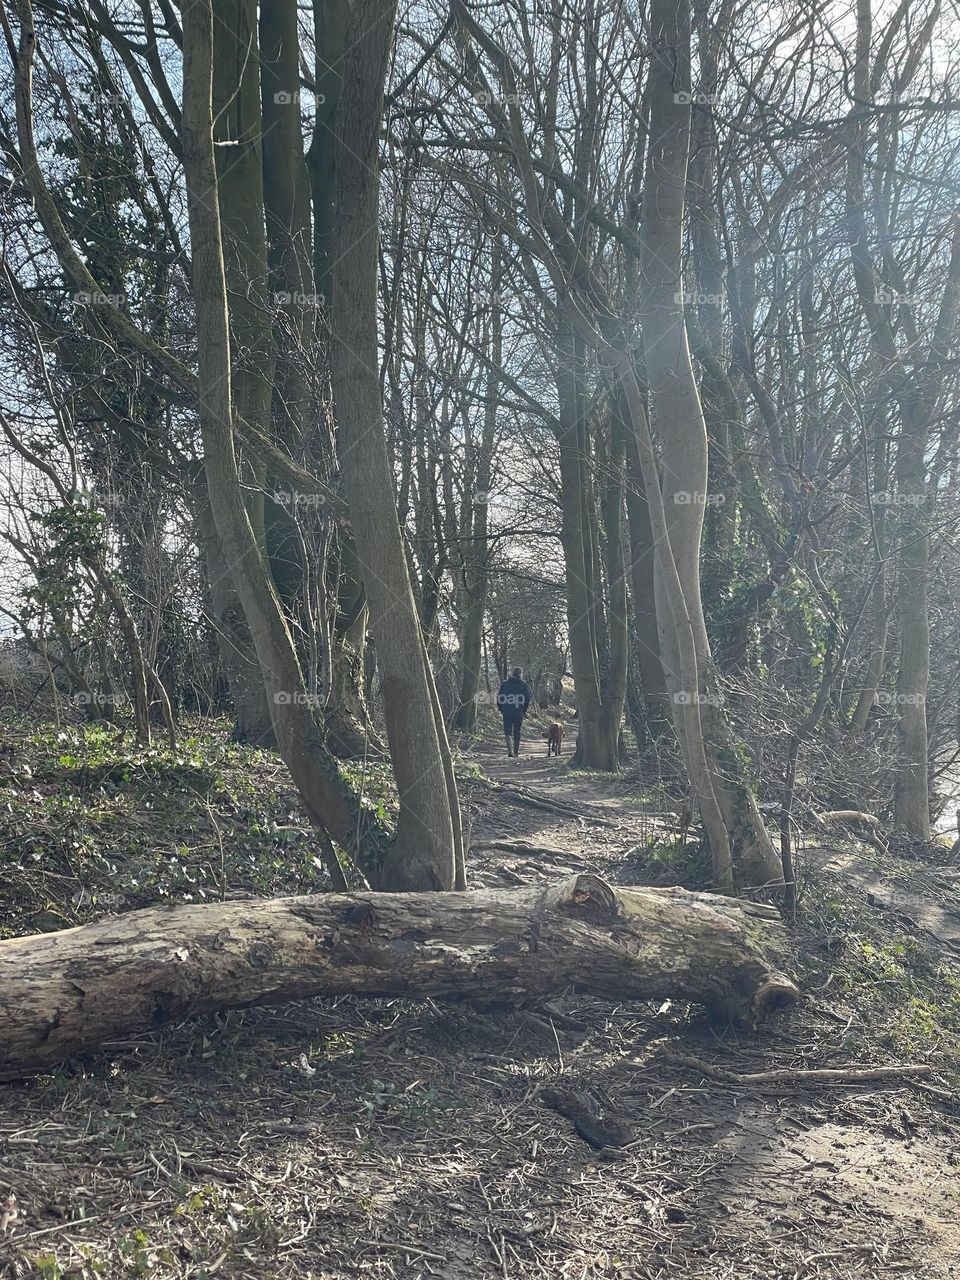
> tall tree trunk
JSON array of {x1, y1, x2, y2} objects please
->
[
  {"x1": 851, "y1": 442, "x2": 890, "y2": 732},
  {"x1": 634, "y1": 0, "x2": 782, "y2": 890},
  {"x1": 893, "y1": 423, "x2": 931, "y2": 835},
  {"x1": 259, "y1": 0, "x2": 317, "y2": 624},
  {"x1": 307, "y1": 0, "x2": 349, "y2": 302},
  {"x1": 455, "y1": 330, "x2": 499, "y2": 732},
  {"x1": 456, "y1": 254, "x2": 501, "y2": 731},
  {"x1": 328, "y1": 0, "x2": 459, "y2": 890},
  {"x1": 181, "y1": 0, "x2": 389, "y2": 878},
  {"x1": 203, "y1": 0, "x2": 277, "y2": 740},
  {"x1": 843, "y1": 0, "x2": 960, "y2": 837},
  {"x1": 554, "y1": 326, "x2": 622, "y2": 769},
  {"x1": 847, "y1": 0, "x2": 930, "y2": 833},
  {"x1": 260, "y1": 0, "x2": 314, "y2": 448},
  {"x1": 301, "y1": 0, "x2": 385, "y2": 759},
  {"x1": 622, "y1": 400, "x2": 673, "y2": 742},
  {"x1": 850, "y1": 572, "x2": 890, "y2": 731},
  {"x1": 598, "y1": 419, "x2": 629, "y2": 757}
]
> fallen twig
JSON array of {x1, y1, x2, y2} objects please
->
[{"x1": 664, "y1": 1052, "x2": 935, "y2": 1087}]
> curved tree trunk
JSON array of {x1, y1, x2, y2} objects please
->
[
  {"x1": 0, "y1": 874, "x2": 798, "y2": 1079},
  {"x1": 634, "y1": 0, "x2": 782, "y2": 892}
]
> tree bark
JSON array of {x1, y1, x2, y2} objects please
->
[
  {"x1": 208, "y1": 0, "x2": 277, "y2": 726},
  {"x1": 328, "y1": 0, "x2": 459, "y2": 890},
  {"x1": 455, "y1": 252, "x2": 500, "y2": 732},
  {"x1": 893, "y1": 425, "x2": 932, "y2": 836},
  {"x1": 181, "y1": 0, "x2": 390, "y2": 876},
  {"x1": 636, "y1": 0, "x2": 783, "y2": 891},
  {"x1": 555, "y1": 327, "x2": 622, "y2": 771},
  {"x1": 307, "y1": 0, "x2": 349, "y2": 301},
  {"x1": 843, "y1": 0, "x2": 960, "y2": 837},
  {"x1": 195, "y1": 494, "x2": 276, "y2": 746},
  {"x1": 260, "y1": 0, "x2": 314, "y2": 448},
  {"x1": 0, "y1": 874, "x2": 798, "y2": 1079},
  {"x1": 620, "y1": 397, "x2": 673, "y2": 742},
  {"x1": 599, "y1": 417, "x2": 629, "y2": 758},
  {"x1": 851, "y1": 436, "x2": 890, "y2": 731}
]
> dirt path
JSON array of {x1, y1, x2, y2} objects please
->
[{"x1": 460, "y1": 722, "x2": 960, "y2": 1278}]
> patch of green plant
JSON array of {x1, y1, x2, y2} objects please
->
[
  {"x1": 356, "y1": 1077, "x2": 455, "y2": 1123},
  {"x1": 627, "y1": 836, "x2": 711, "y2": 890},
  {"x1": 338, "y1": 759, "x2": 398, "y2": 829},
  {"x1": 805, "y1": 885, "x2": 960, "y2": 1068}
]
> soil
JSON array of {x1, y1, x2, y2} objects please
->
[{"x1": 0, "y1": 710, "x2": 958, "y2": 1279}]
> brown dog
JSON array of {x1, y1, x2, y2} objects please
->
[{"x1": 547, "y1": 722, "x2": 564, "y2": 757}]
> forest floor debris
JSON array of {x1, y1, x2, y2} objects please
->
[{"x1": 1, "y1": 714, "x2": 958, "y2": 1278}]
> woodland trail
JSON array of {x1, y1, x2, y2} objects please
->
[
  {"x1": 0, "y1": 719, "x2": 959, "y2": 1278},
  {"x1": 458, "y1": 718, "x2": 960, "y2": 1279}
]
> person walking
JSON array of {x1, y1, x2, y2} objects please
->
[{"x1": 497, "y1": 666, "x2": 531, "y2": 757}]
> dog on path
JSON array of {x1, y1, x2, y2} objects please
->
[{"x1": 547, "y1": 722, "x2": 564, "y2": 757}]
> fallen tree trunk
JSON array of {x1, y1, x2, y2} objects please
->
[{"x1": 0, "y1": 875, "x2": 798, "y2": 1079}]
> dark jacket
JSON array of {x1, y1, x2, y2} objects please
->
[{"x1": 497, "y1": 676, "x2": 531, "y2": 719}]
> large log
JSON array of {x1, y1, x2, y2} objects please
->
[{"x1": 0, "y1": 875, "x2": 798, "y2": 1078}]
